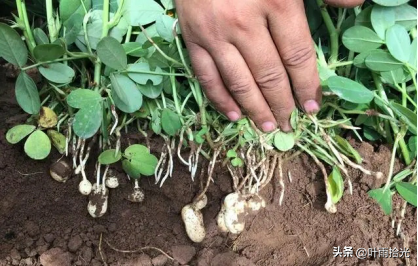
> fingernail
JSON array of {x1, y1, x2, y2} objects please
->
[
  {"x1": 227, "y1": 111, "x2": 240, "y2": 121},
  {"x1": 280, "y1": 123, "x2": 292, "y2": 132},
  {"x1": 262, "y1": 121, "x2": 276, "y2": 132},
  {"x1": 303, "y1": 100, "x2": 320, "y2": 113}
]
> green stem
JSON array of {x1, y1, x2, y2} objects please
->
[
  {"x1": 344, "y1": 51, "x2": 355, "y2": 77},
  {"x1": 329, "y1": 61, "x2": 353, "y2": 68},
  {"x1": 93, "y1": 0, "x2": 110, "y2": 90},
  {"x1": 45, "y1": 0, "x2": 57, "y2": 42},
  {"x1": 15, "y1": 0, "x2": 36, "y2": 53},
  {"x1": 372, "y1": 73, "x2": 411, "y2": 165},
  {"x1": 124, "y1": 26, "x2": 132, "y2": 43},
  {"x1": 384, "y1": 135, "x2": 400, "y2": 191},
  {"x1": 20, "y1": 55, "x2": 92, "y2": 70},
  {"x1": 170, "y1": 68, "x2": 184, "y2": 123},
  {"x1": 122, "y1": 69, "x2": 189, "y2": 78},
  {"x1": 316, "y1": 0, "x2": 339, "y2": 63}
]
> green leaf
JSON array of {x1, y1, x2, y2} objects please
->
[
  {"x1": 60, "y1": 0, "x2": 90, "y2": 23},
  {"x1": 386, "y1": 24, "x2": 411, "y2": 62},
  {"x1": 327, "y1": 76, "x2": 374, "y2": 104},
  {"x1": 96, "y1": 36, "x2": 127, "y2": 70},
  {"x1": 390, "y1": 102, "x2": 417, "y2": 134},
  {"x1": 273, "y1": 132, "x2": 295, "y2": 151},
  {"x1": 227, "y1": 150, "x2": 237, "y2": 158},
  {"x1": 72, "y1": 102, "x2": 103, "y2": 139},
  {"x1": 110, "y1": 74, "x2": 143, "y2": 113},
  {"x1": 372, "y1": 0, "x2": 409, "y2": 7},
  {"x1": 124, "y1": 144, "x2": 150, "y2": 157},
  {"x1": 335, "y1": 135, "x2": 362, "y2": 164},
  {"x1": 122, "y1": 159, "x2": 142, "y2": 178},
  {"x1": 408, "y1": 136, "x2": 417, "y2": 158},
  {"x1": 98, "y1": 149, "x2": 122, "y2": 165},
  {"x1": 156, "y1": 14, "x2": 176, "y2": 42},
  {"x1": 161, "y1": 108, "x2": 182, "y2": 136},
  {"x1": 64, "y1": 13, "x2": 83, "y2": 45},
  {"x1": 122, "y1": 0, "x2": 164, "y2": 26},
  {"x1": 92, "y1": 0, "x2": 118, "y2": 12},
  {"x1": 231, "y1": 157, "x2": 244, "y2": 167},
  {"x1": 395, "y1": 182, "x2": 417, "y2": 206},
  {"x1": 137, "y1": 80, "x2": 163, "y2": 99},
  {"x1": 122, "y1": 42, "x2": 147, "y2": 57},
  {"x1": 122, "y1": 144, "x2": 158, "y2": 177},
  {"x1": 381, "y1": 68, "x2": 409, "y2": 85},
  {"x1": 353, "y1": 50, "x2": 374, "y2": 69},
  {"x1": 355, "y1": 6, "x2": 372, "y2": 28},
  {"x1": 371, "y1": 5, "x2": 396, "y2": 39},
  {"x1": 0, "y1": 22, "x2": 28, "y2": 67},
  {"x1": 328, "y1": 167, "x2": 344, "y2": 204},
  {"x1": 393, "y1": 4, "x2": 417, "y2": 30},
  {"x1": 15, "y1": 72, "x2": 41, "y2": 115},
  {"x1": 6, "y1": 125, "x2": 36, "y2": 144},
  {"x1": 67, "y1": 89, "x2": 102, "y2": 109},
  {"x1": 33, "y1": 28, "x2": 49, "y2": 45},
  {"x1": 365, "y1": 50, "x2": 403, "y2": 72},
  {"x1": 127, "y1": 63, "x2": 163, "y2": 85},
  {"x1": 342, "y1": 26, "x2": 383, "y2": 53},
  {"x1": 24, "y1": 130, "x2": 51, "y2": 160},
  {"x1": 47, "y1": 129, "x2": 66, "y2": 154},
  {"x1": 368, "y1": 188, "x2": 393, "y2": 215},
  {"x1": 33, "y1": 44, "x2": 65, "y2": 62},
  {"x1": 161, "y1": 0, "x2": 174, "y2": 9},
  {"x1": 39, "y1": 63, "x2": 75, "y2": 84}
]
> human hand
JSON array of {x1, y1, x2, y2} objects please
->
[{"x1": 175, "y1": 0, "x2": 364, "y2": 132}]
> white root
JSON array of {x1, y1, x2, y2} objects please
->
[
  {"x1": 397, "y1": 200, "x2": 408, "y2": 236},
  {"x1": 340, "y1": 153, "x2": 384, "y2": 179},
  {"x1": 177, "y1": 128, "x2": 190, "y2": 166},
  {"x1": 278, "y1": 156, "x2": 285, "y2": 206},
  {"x1": 288, "y1": 171, "x2": 293, "y2": 183}
]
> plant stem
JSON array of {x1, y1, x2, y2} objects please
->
[
  {"x1": 122, "y1": 69, "x2": 190, "y2": 78},
  {"x1": 384, "y1": 134, "x2": 400, "y2": 191},
  {"x1": 15, "y1": 0, "x2": 36, "y2": 53},
  {"x1": 45, "y1": 0, "x2": 57, "y2": 42},
  {"x1": 316, "y1": 0, "x2": 339, "y2": 64},
  {"x1": 20, "y1": 55, "x2": 92, "y2": 70},
  {"x1": 329, "y1": 61, "x2": 353, "y2": 68},
  {"x1": 372, "y1": 73, "x2": 411, "y2": 165}
]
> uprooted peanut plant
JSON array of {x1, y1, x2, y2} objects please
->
[{"x1": 2, "y1": 0, "x2": 417, "y2": 242}]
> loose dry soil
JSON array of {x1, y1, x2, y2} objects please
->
[{"x1": 0, "y1": 66, "x2": 416, "y2": 266}]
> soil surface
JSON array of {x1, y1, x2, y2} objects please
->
[{"x1": 0, "y1": 66, "x2": 416, "y2": 266}]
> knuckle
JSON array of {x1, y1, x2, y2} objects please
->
[
  {"x1": 197, "y1": 74, "x2": 216, "y2": 89},
  {"x1": 282, "y1": 45, "x2": 315, "y2": 68},
  {"x1": 255, "y1": 69, "x2": 287, "y2": 91},
  {"x1": 228, "y1": 80, "x2": 252, "y2": 96}
]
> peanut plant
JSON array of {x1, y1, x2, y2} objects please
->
[{"x1": 1, "y1": 0, "x2": 416, "y2": 241}]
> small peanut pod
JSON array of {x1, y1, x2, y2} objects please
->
[
  {"x1": 79, "y1": 179, "x2": 92, "y2": 195},
  {"x1": 50, "y1": 159, "x2": 72, "y2": 183},
  {"x1": 88, "y1": 184, "x2": 109, "y2": 218},
  {"x1": 181, "y1": 204, "x2": 206, "y2": 243}
]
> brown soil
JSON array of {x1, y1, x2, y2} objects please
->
[{"x1": 0, "y1": 66, "x2": 416, "y2": 266}]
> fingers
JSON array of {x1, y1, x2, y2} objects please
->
[
  {"x1": 208, "y1": 44, "x2": 278, "y2": 132},
  {"x1": 324, "y1": 0, "x2": 365, "y2": 8},
  {"x1": 232, "y1": 28, "x2": 295, "y2": 132},
  {"x1": 267, "y1": 1, "x2": 321, "y2": 114},
  {"x1": 187, "y1": 43, "x2": 242, "y2": 121}
]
